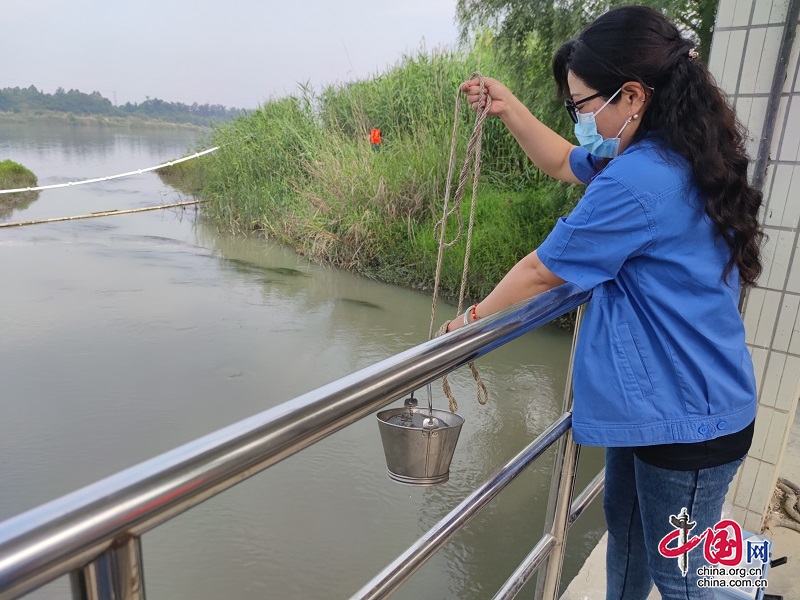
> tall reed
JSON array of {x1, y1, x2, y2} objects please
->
[{"x1": 163, "y1": 46, "x2": 581, "y2": 303}]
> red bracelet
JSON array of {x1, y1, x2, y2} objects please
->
[{"x1": 470, "y1": 303, "x2": 480, "y2": 323}]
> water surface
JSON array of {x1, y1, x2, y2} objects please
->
[{"x1": 0, "y1": 122, "x2": 605, "y2": 599}]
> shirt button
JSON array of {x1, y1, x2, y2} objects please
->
[
  {"x1": 698, "y1": 425, "x2": 710, "y2": 436},
  {"x1": 718, "y1": 421, "x2": 727, "y2": 431}
]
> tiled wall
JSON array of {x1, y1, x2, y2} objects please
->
[{"x1": 710, "y1": 0, "x2": 800, "y2": 533}]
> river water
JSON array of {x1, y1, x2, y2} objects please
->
[{"x1": 0, "y1": 123, "x2": 605, "y2": 599}]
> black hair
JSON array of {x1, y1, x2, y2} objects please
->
[{"x1": 553, "y1": 6, "x2": 763, "y2": 287}]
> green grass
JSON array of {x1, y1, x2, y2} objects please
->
[
  {"x1": 158, "y1": 47, "x2": 582, "y2": 306},
  {"x1": 0, "y1": 159, "x2": 40, "y2": 216},
  {"x1": 0, "y1": 159, "x2": 37, "y2": 190}
]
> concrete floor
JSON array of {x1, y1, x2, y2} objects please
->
[
  {"x1": 560, "y1": 411, "x2": 800, "y2": 600},
  {"x1": 759, "y1": 414, "x2": 800, "y2": 600}
]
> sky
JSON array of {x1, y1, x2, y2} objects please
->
[{"x1": 2, "y1": 0, "x2": 460, "y2": 109}]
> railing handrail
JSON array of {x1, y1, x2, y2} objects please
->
[{"x1": 0, "y1": 283, "x2": 591, "y2": 599}]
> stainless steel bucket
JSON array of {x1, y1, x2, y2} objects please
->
[{"x1": 376, "y1": 406, "x2": 464, "y2": 485}]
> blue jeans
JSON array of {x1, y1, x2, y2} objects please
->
[{"x1": 604, "y1": 447, "x2": 744, "y2": 600}]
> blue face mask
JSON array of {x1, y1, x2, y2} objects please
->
[{"x1": 573, "y1": 88, "x2": 634, "y2": 158}]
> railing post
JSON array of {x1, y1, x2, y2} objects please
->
[
  {"x1": 534, "y1": 306, "x2": 585, "y2": 600},
  {"x1": 70, "y1": 536, "x2": 145, "y2": 600}
]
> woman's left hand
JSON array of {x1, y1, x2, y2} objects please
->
[
  {"x1": 446, "y1": 317, "x2": 463, "y2": 333},
  {"x1": 446, "y1": 305, "x2": 478, "y2": 333}
]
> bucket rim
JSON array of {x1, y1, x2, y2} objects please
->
[{"x1": 376, "y1": 406, "x2": 465, "y2": 429}]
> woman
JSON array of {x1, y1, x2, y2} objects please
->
[{"x1": 451, "y1": 6, "x2": 763, "y2": 600}]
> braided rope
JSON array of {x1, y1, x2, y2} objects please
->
[{"x1": 429, "y1": 72, "x2": 491, "y2": 413}]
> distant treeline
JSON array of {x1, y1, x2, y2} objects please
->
[{"x1": 0, "y1": 85, "x2": 244, "y2": 126}]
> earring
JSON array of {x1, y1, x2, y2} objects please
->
[{"x1": 632, "y1": 114, "x2": 639, "y2": 120}]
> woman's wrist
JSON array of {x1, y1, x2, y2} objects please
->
[
  {"x1": 470, "y1": 303, "x2": 480, "y2": 322},
  {"x1": 499, "y1": 94, "x2": 523, "y2": 126},
  {"x1": 447, "y1": 303, "x2": 481, "y2": 333}
]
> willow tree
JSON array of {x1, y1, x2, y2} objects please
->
[
  {"x1": 454, "y1": 0, "x2": 718, "y2": 180},
  {"x1": 456, "y1": 0, "x2": 717, "y2": 108},
  {"x1": 456, "y1": 0, "x2": 717, "y2": 63}
]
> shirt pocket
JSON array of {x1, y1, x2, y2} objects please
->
[{"x1": 614, "y1": 323, "x2": 655, "y2": 397}]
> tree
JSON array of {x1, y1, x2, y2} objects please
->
[
  {"x1": 0, "y1": 85, "x2": 243, "y2": 126},
  {"x1": 454, "y1": 0, "x2": 719, "y2": 154},
  {"x1": 456, "y1": 0, "x2": 717, "y2": 64},
  {"x1": 456, "y1": 0, "x2": 717, "y2": 105}
]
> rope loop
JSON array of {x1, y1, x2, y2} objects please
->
[
  {"x1": 432, "y1": 72, "x2": 492, "y2": 249},
  {"x1": 428, "y1": 72, "x2": 492, "y2": 412}
]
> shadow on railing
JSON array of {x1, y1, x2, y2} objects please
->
[{"x1": 0, "y1": 282, "x2": 602, "y2": 600}]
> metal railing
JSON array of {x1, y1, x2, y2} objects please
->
[{"x1": 0, "y1": 282, "x2": 600, "y2": 600}]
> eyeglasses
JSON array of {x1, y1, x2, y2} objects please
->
[{"x1": 564, "y1": 91, "x2": 608, "y2": 124}]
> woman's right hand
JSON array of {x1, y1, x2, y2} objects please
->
[
  {"x1": 461, "y1": 77, "x2": 515, "y2": 117},
  {"x1": 462, "y1": 77, "x2": 581, "y2": 184}
]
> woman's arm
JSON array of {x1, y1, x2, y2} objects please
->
[
  {"x1": 462, "y1": 78, "x2": 581, "y2": 184},
  {"x1": 446, "y1": 250, "x2": 566, "y2": 332}
]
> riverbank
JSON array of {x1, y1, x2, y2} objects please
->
[
  {"x1": 158, "y1": 49, "x2": 581, "y2": 313},
  {"x1": 0, "y1": 111, "x2": 209, "y2": 131}
]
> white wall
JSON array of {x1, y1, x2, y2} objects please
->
[{"x1": 710, "y1": 0, "x2": 800, "y2": 533}]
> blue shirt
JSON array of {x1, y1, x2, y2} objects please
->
[{"x1": 536, "y1": 138, "x2": 757, "y2": 447}]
